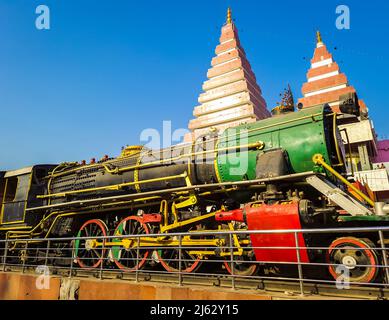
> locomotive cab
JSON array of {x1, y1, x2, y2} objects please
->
[{"x1": 0, "y1": 165, "x2": 56, "y2": 228}]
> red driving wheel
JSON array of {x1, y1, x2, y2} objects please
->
[
  {"x1": 156, "y1": 246, "x2": 202, "y2": 273},
  {"x1": 327, "y1": 237, "x2": 379, "y2": 283},
  {"x1": 112, "y1": 216, "x2": 150, "y2": 272},
  {"x1": 224, "y1": 259, "x2": 258, "y2": 277},
  {"x1": 75, "y1": 219, "x2": 107, "y2": 269}
]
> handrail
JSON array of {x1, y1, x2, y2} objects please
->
[{"x1": 2, "y1": 225, "x2": 389, "y2": 243}]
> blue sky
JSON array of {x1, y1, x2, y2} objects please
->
[{"x1": 0, "y1": 0, "x2": 388, "y2": 170}]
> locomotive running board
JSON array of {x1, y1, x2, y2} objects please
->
[{"x1": 306, "y1": 175, "x2": 373, "y2": 216}]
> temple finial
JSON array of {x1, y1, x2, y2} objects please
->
[
  {"x1": 316, "y1": 30, "x2": 323, "y2": 44},
  {"x1": 227, "y1": 7, "x2": 232, "y2": 24},
  {"x1": 271, "y1": 85, "x2": 295, "y2": 116}
]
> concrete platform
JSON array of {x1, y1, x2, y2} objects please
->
[{"x1": 0, "y1": 271, "x2": 356, "y2": 300}]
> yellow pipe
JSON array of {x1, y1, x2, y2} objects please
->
[
  {"x1": 313, "y1": 154, "x2": 375, "y2": 207},
  {"x1": 104, "y1": 238, "x2": 221, "y2": 248},
  {"x1": 133, "y1": 153, "x2": 142, "y2": 193},
  {"x1": 38, "y1": 172, "x2": 188, "y2": 199},
  {"x1": 0, "y1": 226, "x2": 31, "y2": 231},
  {"x1": 213, "y1": 139, "x2": 222, "y2": 183},
  {"x1": 160, "y1": 211, "x2": 217, "y2": 233},
  {"x1": 332, "y1": 113, "x2": 344, "y2": 167},
  {"x1": 339, "y1": 128, "x2": 355, "y2": 176},
  {"x1": 228, "y1": 222, "x2": 243, "y2": 255}
]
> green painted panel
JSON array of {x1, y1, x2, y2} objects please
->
[
  {"x1": 339, "y1": 216, "x2": 389, "y2": 222},
  {"x1": 74, "y1": 230, "x2": 82, "y2": 257},
  {"x1": 111, "y1": 222, "x2": 125, "y2": 260},
  {"x1": 216, "y1": 105, "x2": 333, "y2": 182}
]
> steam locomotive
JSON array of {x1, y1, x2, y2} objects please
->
[{"x1": 1, "y1": 103, "x2": 388, "y2": 283}]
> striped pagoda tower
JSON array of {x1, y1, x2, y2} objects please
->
[
  {"x1": 298, "y1": 31, "x2": 368, "y2": 113},
  {"x1": 186, "y1": 8, "x2": 271, "y2": 141}
]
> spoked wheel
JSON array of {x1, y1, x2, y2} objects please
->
[
  {"x1": 75, "y1": 219, "x2": 108, "y2": 269},
  {"x1": 224, "y1": 256, "x2": 258, "y2": 277},
  {"x1": 112, "y1": 216, "x2": 150, "y2": 272},
  {"x1": 222, "y1": 224, "x2": 258, "y2": 277},
  {"x1": 156, "y1": 238, "x2": 202, "y2": 273},
  {"x1": 327, "y1": 237, "x2": 379, "y2": 283}
]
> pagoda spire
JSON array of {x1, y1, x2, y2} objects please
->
[
  {"x1": 316, "y1": 30, "x2": 323, "y2": 46},
  {"x1": 227, "y1": 7, "x2": 232, "y2": 24},
  {"x1": 298, "y1": 31, "x2": 368, "y2": 114},
  {"x1": 185, "y1": 9, "x2": 270, "y2": 141}
]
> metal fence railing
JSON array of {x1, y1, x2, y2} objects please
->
[{"x1": 1, "y1": 226, "x2": 389, "y2": 296}]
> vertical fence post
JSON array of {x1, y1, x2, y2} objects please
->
[
  {"x1": 229, "y1": 232, "x2": 235, "y2": 290},
  {"x1": 178, "y1": 235, "x2": 183, "y2": 286},
  {"x1": 22, "y1": 241, "x2": 28, "y2": 274},
  {"x1": 136, "y1": 236, "x2": 140, "y2": 283},
  {"x1": 69, "y1": 241, "x2": 74, "y2": 279},
  {"x1": 294, "y1": 232, "x2": 304, "y2": 296},
  {"x1": 379, "y1": 230, "x2": 389, "y2": 285},
  {"x1": 44, "y1": 240, "x2": 50, "y2": 267},
  {"x1": 2, "y1": 240, "x2": 8, "y2": 272},
  {"x1": 99, "y1": 238, "x2": 104, "y2": 280}
]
